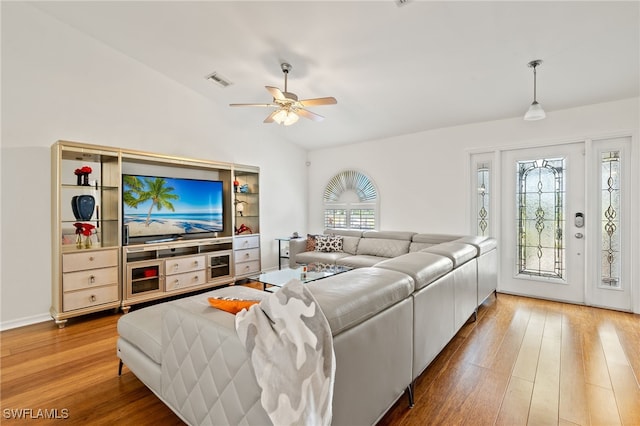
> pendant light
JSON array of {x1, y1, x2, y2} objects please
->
[{"x1": 524, "y1": 59, "x2": 546, "y2": 121}]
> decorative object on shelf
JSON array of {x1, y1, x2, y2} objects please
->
[
  {"x1": 239, "y1": 184, "x2": 249, "y2": 193},
  {"x1": 74, "y1": 166, "x2": 93, "y2": 186},
  {"x1": 71, "y1": 195, "x2": 95, "y2": 220},
  {"x1": 73, "y1": 222, "x2": 96, "y2": 249},
  {"x1": 235, "y1": 199, "x2": 247, "y2": 216},
  {"x1": 235, "y1": 223, "x2": 253, "y2": 235},
  {"x1": 523, "y1": 59, "x2": 546, "y2": 121},
  {"x1": 233, "y1": 179, "x2": 240, "y2": 192},
  {"x1": 292, "y1": 232, "x2": 299, "y2": 238}
]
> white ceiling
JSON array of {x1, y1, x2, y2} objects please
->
[{"x1": 32, "y1": 1, "x2": 639, "y2": 150}]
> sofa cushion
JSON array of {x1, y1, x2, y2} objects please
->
[
  {"x1": 306, "y1": 267, "x2": 414, "y2": 335},
  {"x1": 357, "y1": 238, "x2": 410, "y2": 258},
  {"x1": 422, "y1": 242, "x2": 476, "y2": 268},
  {"x1": 362, "y1": 230, "x2": 416, "y2": 241},
  {"x1": 341, "y1": 236, "x2": 360, "y2": 255},
  {"x1": 374, "y1": 252, "x2": 453, "y2": 290},
  {"x1": 296, "y1": 250, "x2": 351, "y2": 265},
  {"x1": 324, "y1": 229, "x2": 364, "y2": 238},
  {"x1": 409, "y1": 242, "x2": 436, "y2": 252},
  {"x1": 412, "y1": 233, "x2": 462, "y2": 244},
  {"x1": 336, "y1": 255, "x2": 388, "y2": 268},
  {"x1": 454, "y1": 236, "x2": 497, "y2": 255}
]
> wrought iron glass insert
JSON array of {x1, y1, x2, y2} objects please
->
[
  {"x1": 477, "y1": 162, "x2": 490, "y2": 236},
  {"x1": 516, "y1": 158, "x2": 565, "y2": 279},
  {"x1": 601, "y1": 151, "x2": 621, "y2": 288}
]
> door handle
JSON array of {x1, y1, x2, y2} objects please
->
[{"x1": 575, "y1": 233, "x2": 584, "y2": 239}]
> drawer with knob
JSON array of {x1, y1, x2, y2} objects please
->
[
  {"x1": 235, "y1": 248, "x2": 260, "y2": 263},
  {"x1": 63, "y1": 266, "x2": 118, "y2": 292},
  {"x1": 63, "y1": 285, "x2": 119, "y2": 312},
  {"x1": 165, "y1": 256, "x2": 205, "y2": 276},
  {"x1": 234, "y1": 260, "x2": 260, "y2": 276},
  {"x1": 165, "y1": 270, "x2": 206, "y2": 292},
  {"x1": 63, "y1": 249, "x2": 118, "y2": 272},
  {"x1": 234, "y1": 235, "x2": 260, "y2": 250}
]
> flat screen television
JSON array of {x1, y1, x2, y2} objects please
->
[{"x1": 122, "y1": 174, "x2": 224, "y2": 244}]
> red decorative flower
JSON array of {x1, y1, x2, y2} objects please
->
[
  {"x1": 74, "y1": 166, "x2": 93, "y2": 175},
  {"x1": 73, "y1": 222, "x2": 96, "y2": 236}
]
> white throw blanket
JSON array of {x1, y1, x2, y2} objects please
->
[{"x1": 235, "y1": 279, "x2": 335, "y2": 426}]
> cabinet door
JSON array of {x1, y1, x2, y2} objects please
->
[{"x1": 126, "y1": 260, "x2": 163, "y2": 298}]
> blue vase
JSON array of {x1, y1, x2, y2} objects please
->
[{"x1": 71, "y1": 195, "x2": 95, "y2": 220}]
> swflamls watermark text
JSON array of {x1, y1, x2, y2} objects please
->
[{"x1": 3, "y1": 408, "x2": 69, "y2": 420}]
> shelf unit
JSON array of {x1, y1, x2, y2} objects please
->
[
  {"x1": 51, "y1": 140, "x2": 261, "y2": 326},
  {"x1": 233, "y1": 165, "x2": 261, "y2": 279},
  {"x1": 51, "y1": 143, "x2": 122, "y2": 327}
]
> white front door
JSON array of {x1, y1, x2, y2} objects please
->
[{"x1": 500, "y1": 142, "x2": 586, "y2": 304}]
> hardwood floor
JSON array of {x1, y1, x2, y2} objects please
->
[{"x1": 1, "y1": 292, "x2": 638, "y2": 425}]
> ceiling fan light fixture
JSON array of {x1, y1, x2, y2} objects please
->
[
  {"x1": 524, "y1": 59, "x2": 546, "y2": 121},
  {"x1": 283, "y1": 111, "x2": 299, "y2": 126},
  {"x1": 271, "y1": 108, "x2": 299, "y2": 126}
]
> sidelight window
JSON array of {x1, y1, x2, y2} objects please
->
[{"x1": 600, "y1": 151, "x2": 621, "y2": 288}]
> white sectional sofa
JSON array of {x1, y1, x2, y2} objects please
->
[{"x1": 117, "y1": 230, "x2": 497, "y2": 425}]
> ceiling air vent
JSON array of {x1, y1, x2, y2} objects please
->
[{"x1": 205, "y1": 72, "x2": 232, "y2": 88}]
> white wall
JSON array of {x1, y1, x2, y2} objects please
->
[
  {"x1": 0, "y1": 3, "x2": 308, "y2": 328},
  {"x1": 307, "y1": 97, "x2": 639, "y2": 312},
  {"x1": 307, "y1": 98, "x2": 638, "y2": 234}
]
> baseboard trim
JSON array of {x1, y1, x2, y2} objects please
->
[{"x1": 1, "y1": 313, "x2": 51, "y2": 331}]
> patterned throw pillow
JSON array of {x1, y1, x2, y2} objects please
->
[
  {"x1": 314, "y1": 235, "x2": 344, "y2": 252},
  {"x1": 306, "y1": 234, "x2": 318, "y2": 252},
  {"x1": 208, "y1": 297, "x2": 259, "y2": 314}
]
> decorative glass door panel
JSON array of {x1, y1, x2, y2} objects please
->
[{"x1": 517, "y1": 158, "x2": 565, "y2": 280}]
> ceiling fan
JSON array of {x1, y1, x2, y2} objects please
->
[{"x1": 230, "y1": 62, "x2": 337, "y2": 126}]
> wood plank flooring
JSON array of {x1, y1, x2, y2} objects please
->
[{"x1": 1, "y1": 292, "x2": 638, "y2": 425}]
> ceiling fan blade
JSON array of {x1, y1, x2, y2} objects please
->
[
  {"x1": 265, "y1": 86, "x2": 285, "y2": 100},
  {"x1": 297, "y1": 108, "x2": 325, "y2": 122},
  {"x1": 229, "y1": 103, "x2": 275, "y2": 107},
  {"x1": 263, "y1": 110, "x2": 279, "y2": 123},
  {"x1": 299, "y1": 97, "x2": 337, "y2": 107}
]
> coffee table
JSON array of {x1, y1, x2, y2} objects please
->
[{"x1": 251, "y1": 263, "x2": 352, "y2": 291}]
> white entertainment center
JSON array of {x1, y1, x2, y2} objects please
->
[{"x1": 50, "y1": 140, "x2": 260, "y2": 327}]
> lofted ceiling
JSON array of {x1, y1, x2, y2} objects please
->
[{"x1": 31, "y1": 1, "x2": 639, "y2": 150}]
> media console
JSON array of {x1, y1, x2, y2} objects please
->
[{"x1": 122, "y1": 237, "x2": 234, "y2": 312}]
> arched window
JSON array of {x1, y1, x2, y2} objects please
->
[{"x1": 323, "y1": 170, "x2": 378, "y2": 230}]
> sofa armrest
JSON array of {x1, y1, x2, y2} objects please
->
[
  {"x1": 288, "y1": 237, "x2": 309, "y2": 267},
  {"x1": 161, "y1": 305, "x2": 270, "y2": 425}
]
